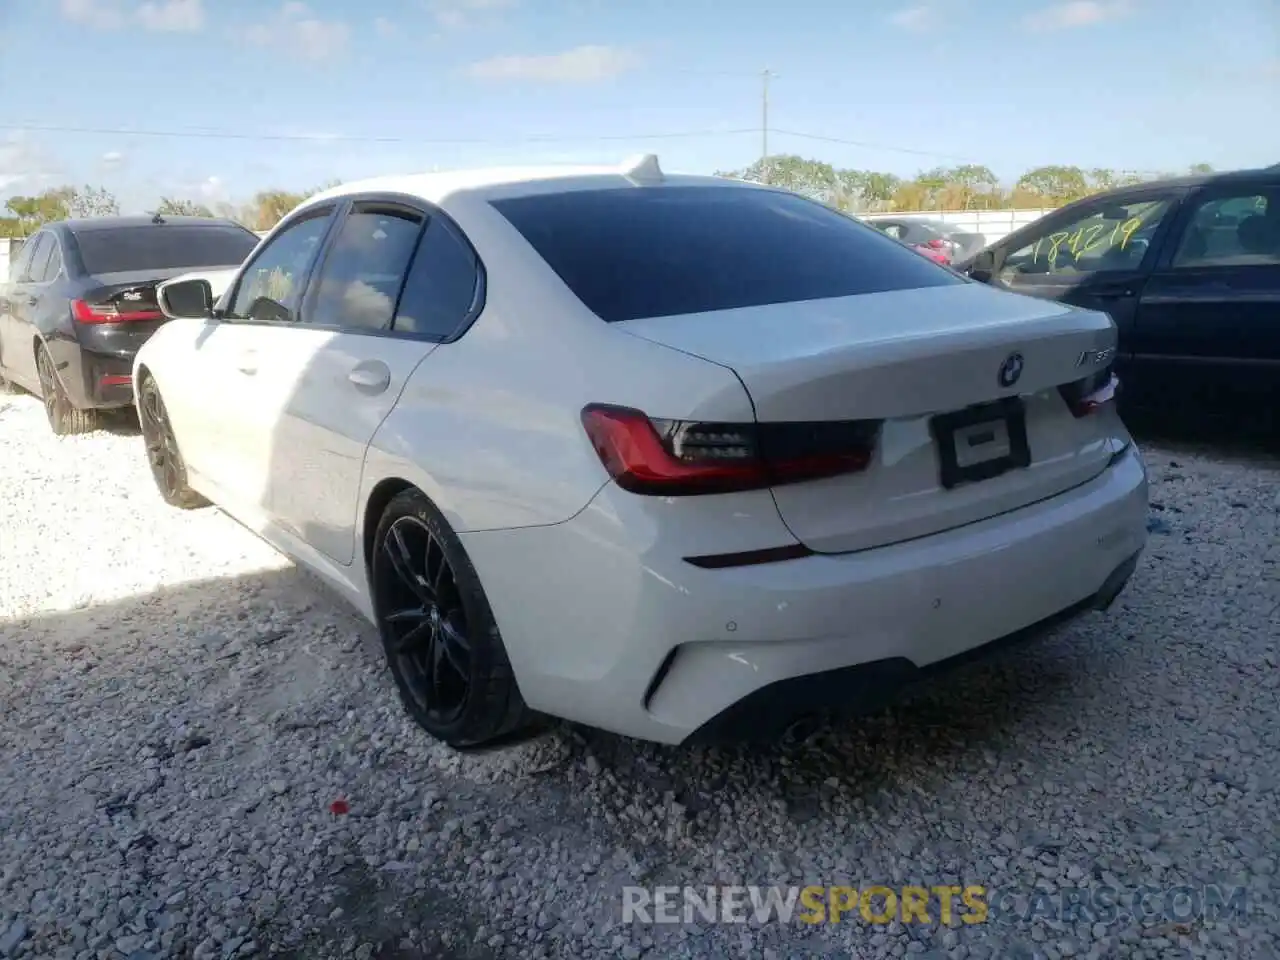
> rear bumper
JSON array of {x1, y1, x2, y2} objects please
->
[
  {"x1": 47, "y1": 338, "x2": 136, "y2": 409},
  {"x1": 688, "y1": 548, "x2": 1140, "y2": 743},
  {"x1": 459, "y1": 445, "x2": 1149, "y2": 745}
]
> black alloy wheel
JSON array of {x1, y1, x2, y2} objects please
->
[
  {"x1": 375, "y1": 515, "x2": 473, "y2": 725},
  {"x1": 371, "y1": 489, "x2": 527, "y2": 747},
  {"x1": 36, "y1": 345, "x2": 98, "y2": 435},
  {"x1": 137, "y1": 375, "x2": 207, "y2": 509}
]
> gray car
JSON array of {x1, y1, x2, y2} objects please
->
[{"x1": 865, "y1": 217, "x2": 987, "y2": 261}]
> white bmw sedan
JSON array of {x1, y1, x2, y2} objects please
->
[{"x1": 135, "y1": 155, "x2": 1148, "y2": 748}]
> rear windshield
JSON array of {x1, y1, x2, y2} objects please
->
[
  {"x1": 491, "y1": 185, "x2": 962, "y2": 323},
  {"x1": 73, "y1": 224, "x2": 259, "y2": 275}
]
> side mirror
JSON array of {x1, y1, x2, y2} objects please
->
[
  {"x1": 158, "y1": 277, "x2": 214, "y2": 320},
  {"x1": 1099, "y1": 204, "x2": 1131, "y2": 221},
  {"x1": 965, "y1": 249, "x2": 997, "y2": 283}
]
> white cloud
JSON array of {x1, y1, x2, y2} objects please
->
[
  {"x1": 467, "y1": 45, "x2": 641, "y2": 83},
  {"x1": 373, "y1": 16, "x2": 396, "y2": 38},
  {"x1": 59, "y1": 0, "x2": 206, "y2": 31},
  {"x1": 59, "y1": 0, "x2": 125, "y2": 29},
  {"x1": 246, "y1": 3, "x2": 349, "y2": 61},
  {"x1": 197, "y1": 176, "x2": 226, "y2": 201},
  {"x1": 1023, "y1": 0, "x2": 1131, "y2": 31},
  {"x1": 429, "y1": 0, "x2": 518, "y2": 30},
  {"x1": 100, "y1": 150, "x2": 126, "y2": 169},
  {"x1": 889, "y1": 5, "x2": 934, "y2": 30},
  {"x1": 136, "y1": 0, "x2": 204, "y2": 32}
]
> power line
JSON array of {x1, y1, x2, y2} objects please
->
[
  {"x1": 2, "y1": 118, "x2": 1049, "y2": 166},
  {"x1": 771, "y1": 128, "x2": 978, "y2": 163},
  {"x1": 0, "y1": 122, "x2": 759, "y2": 145}
]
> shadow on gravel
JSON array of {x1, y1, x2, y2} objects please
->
[
  {"x1": 7, "y1": 452, "x2": 1274, "y2": 957},
  {"x1": 1, "y1": 568, "x2": 512, "y2": 959},
  {"x1": 99, "y1": 407, "x2": 143, "y2": 437},
  {"x1": 1, "y1": 553, "x2": 1096, "y2": 956},
  {"x1": 1122, "y1": 397, "x2": 1279, "y2": 467},
  {"x1": 571, "y1": 624, "x2": 1084, "y2": 812}
]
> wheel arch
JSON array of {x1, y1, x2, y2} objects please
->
[
  {"x1": 362, "y1": 477, "x2": 417, "y2": 574},
  {"x1": 32, "y1": 333, "x2": 62, "y2": 394}
]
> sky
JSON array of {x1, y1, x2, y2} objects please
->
[{"x1": 1, "y1": 0, "x2": 1278, "y2": 212}]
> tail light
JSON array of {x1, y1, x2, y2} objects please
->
[
  {"x1": 924, "y1": 238, "x2": 948, "y2": 250},
  {"x1": 1059, "y1": 369, "x2": 1120, "y2": 418},
  {"x1": 580, "y1": 404, "x2": 881, "y2": 496},
  {"x1": 72, "y1": 299, "x2": 163, "y2": 324}
]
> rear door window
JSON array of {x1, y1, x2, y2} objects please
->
[
  {"x1": 16, "y1": 234, "x2": 49, "y2": 283},
  {"x1": 33, "y1": 236, "x2": 63, "y2": 283},
  {"x1": 74, "y1": 224, "x2": 260, "y2": 275},
  {"x1": 306, "y1": 204, "x2": 425, "y2": 331},
  {"x1": 491, "y1": 185, "x2": 961, "y2": 323}
]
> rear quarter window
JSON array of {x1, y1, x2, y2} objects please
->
[
  {"x1": 491, "y1": 185, "x2": 962, "y2": 323},
  {"x1": 73, "y1": 224, "x2": 260, "y2": 275}
]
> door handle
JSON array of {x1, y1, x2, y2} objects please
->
[
  {"x1": 26, "y1": 295, "x2": 38, "y2": 307},
  {"x1": 1091, "y1": 286, "x2": 1134, "y2": 300},
  {"x1": 236, "y1": 351, "x2": 258, "y2": 375},
  {"x1": 347, "y1": 361, "x2": 391, "y2": 393}
]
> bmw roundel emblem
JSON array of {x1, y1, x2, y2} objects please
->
[{"x1": 998, "y1": 352, "x2": 1024, "y2": 389}]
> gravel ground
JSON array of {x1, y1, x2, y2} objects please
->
[{"x1": 2, "y1": 389, "x2": 1279, "y2": 960}]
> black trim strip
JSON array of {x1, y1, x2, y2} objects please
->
[
  {"x1": 1129, "y1": 353, "x2": 1280, "y2": 369},
  {"x1": 683, "y1": 543, "x2": 813, "y2": 569},
  {"x1": 642, "y1": 648, "x2": 680, "y2": 709}
]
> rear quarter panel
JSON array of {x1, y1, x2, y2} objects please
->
[
  {"x1": 359, "y1": 194, "x2": 759, "y2": 536},
  {"x1": 361, "y1": 306, "x2": 757, "y2": 535}
]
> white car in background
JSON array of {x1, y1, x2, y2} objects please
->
[{"x1": 135, "y1": 155, "x2": 1148, "y2": 748}]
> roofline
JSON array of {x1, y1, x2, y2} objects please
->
[{"x1": 52, "y1": 215, "x2": 251, "y2": 232}]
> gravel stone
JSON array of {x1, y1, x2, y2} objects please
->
[{"x1": 2, "y1": 393, "x2": 1279, "y2": 958}]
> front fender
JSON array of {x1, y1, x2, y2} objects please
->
[{"x1": 131, "y1": 316, "x2": 191, "y2": 398}]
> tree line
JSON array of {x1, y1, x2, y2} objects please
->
[
  {"x1": 715, "y1": 158, "x2": 1216, "y2": 212},
  {"x1": 0, "y1": 184, "x2": 334, "y2": 238},
  {"x1": 0, "y1": 161, "x2": 1216, "y2": 238}
]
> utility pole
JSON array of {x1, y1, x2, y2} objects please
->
[{"x1": 761, "y1": 68, "x2": 774, "y2": 184}]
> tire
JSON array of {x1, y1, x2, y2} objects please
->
[
  {"x1": 371, "y1": 488, "x2": 528, "y2": 748},
  {"x1": 136, "y1": 374, "x2": 209, "y2": 509},
  {"x1": 35, "y1": 344, "x2": 99, "y2": 436}
]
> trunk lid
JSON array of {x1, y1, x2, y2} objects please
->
[
  {"x1": 77, "y1": 265, "x2": 240, "y2": 357},
  {"x1": 616, "y1": 282, "x2": 1121, "y2": 554}
]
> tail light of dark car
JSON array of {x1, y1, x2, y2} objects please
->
[
  {"x1": 1059, "y1": 368, "x2": 1120, "y2": 418},
  {"x1": 72, "y1": 299, "x2": 163, "y2": 324}
]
